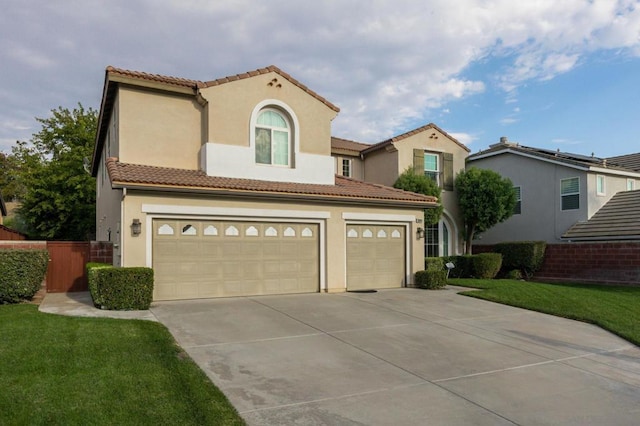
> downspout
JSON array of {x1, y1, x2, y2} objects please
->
[{"x1": 120, "y1": 187, "x2": 126, "y2": 267}]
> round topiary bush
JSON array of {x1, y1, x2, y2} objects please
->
[{"x1": 471, "y1": 253, "x2": 502, "y2": 279}]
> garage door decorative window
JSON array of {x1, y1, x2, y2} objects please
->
[
  {"x1": 347, "y1": 228, "x2": 358, "y2": 238},
  {"x1": 363, "y1": 229, "x2": 373, "y2": 238},
  {"x1": 181, "y1": 224, "x2": 197, "y2": 235},
  {"x1": 246, "y1": 226, "x2": 259, "y2": 236},
  {"x1": 225, "y1": 225, "x2": 239, "y2": 236},
  {"x1": 284, "y1": 227, "x2": 296, "y2": 237},
  {"x1": 266, "y1": 226, "x2": 278, "y2": 236},
  {"x1": 302, "y1": 227, "x2": 313, "y2": 237},
  {"x1": 204, "y1": 225, "x2": 218, "y2": 236},
  {"x1": 158, "y1": 224, "x2": 174, "y2": 235}
]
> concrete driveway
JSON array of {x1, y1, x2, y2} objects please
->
[{"x1": 151, "y1": 287, "x2": 640, "y2": 425}]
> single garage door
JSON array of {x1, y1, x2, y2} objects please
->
[
  {"x1": 346, "y1": 224, "x2": 405, "y2": 291},
  {"x1": 153, "y1": 220, "x2": 319, "y2": 300}
]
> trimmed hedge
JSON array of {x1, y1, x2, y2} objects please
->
[
  {"x1": 0, "y1": 249, "x2": 49, "y2": 304},
  {"x1": 87, "y1": 264, "x2": 154, "y2": 310},
  {"x1": 471, "y1": 253, "x2": 502, "y2": 279},
  {"x1": 494, "y1": 241, "x2": 546, "y2": 278},
  {"x1": 442, "y1": 255, "x2": 473, "y2": 278},
  {"x1": 425, "y1": 257, "x2": 444, "y2": 271},
  {"x1": 86, "y1": 262, "x2": 113, "y2": 308},
  {"x1": 415, "y1": 270, "x2": 447, "y2": 289}
]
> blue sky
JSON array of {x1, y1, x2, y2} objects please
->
[{"x1": 1, "y1": 0, "x2": 639, "y2": 158}]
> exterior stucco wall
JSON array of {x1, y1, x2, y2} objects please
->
[
  {"x1": 363, "y1": 149, "x2": 399, "y2": 187},
  {"x1": 118, "y1": 86, "x2": 203, "y2": 170},
  {"x1": 121, "y1": 190, "x2": 424, "y2": 293},
  {"x1": 362, "y1": 128, "x2": 468, "y2": 254},
  {"x1": 95, "y1": 162, "x2": 123, "y2": 266},
  {"x1": 468, "y1": 154, "x2": 589, "y2": 244},
  {"x1": 586, "y1": 172, "x2": 635, "y2": 217},
  {"x1": 201, "y1": 71, "x2": 337, "y2": 156},
  {"x1": 333, "y1": 155, "x2": 365, "y2": 180}
]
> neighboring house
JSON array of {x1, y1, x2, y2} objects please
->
[
  {"x1": 466, "y1": 137, "x2": 640, "y2": 244},
  {"x1": 563, "y1": 189, "x2": 640, "y2": 241},
  {"x1": 91, "y1": 65, "x2": 436, "y2": 301},
  {"x1": 331, "y1": 124, "x2": 470, "y2": 257}
]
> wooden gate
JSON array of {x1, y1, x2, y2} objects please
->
[{"x1": 46, "y1": 242, "x2": 90, "y2": 292}]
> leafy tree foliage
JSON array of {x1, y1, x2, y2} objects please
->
[
  {"x1": 0, "y1": 152, "x2": 23, "y2": 201},
  {"x1": 11, "y1": 104, "x2": 97, "y2": 240},
  {"x1": 455, "y1": 167, "x2": 517, "y2": 254},
  {"x1": 393, "y1": 167, "x2": 443, "y2": 225}
]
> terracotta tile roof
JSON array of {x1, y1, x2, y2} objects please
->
[
  {"x1": 563, "y1": 189, "x2": 640, "y2": 241},
  {"x1": 362, "y1": 123, "x2": 471, "y2": 155},
  {"x1": 607, "y1": 153, "x2": 640, "y2": 172},
  {"x1": 105, "y1": 66, "x2": 203, "y2": 89},
  {"x1": 331, "y1": 137, "x2": 371, "y2": 155},
  {"x1": 106, "y1": 158, "x2": 436, "y2": 206}
]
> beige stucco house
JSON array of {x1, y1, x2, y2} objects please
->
[
  {"x1": 91, "y1": 65, "x2": 435, "y2": 301},
  {"x1": 331, "y1": 124, "x2": 470, "y2": 257}
]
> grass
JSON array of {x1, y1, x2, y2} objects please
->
[
  {"x1": 0, "y1": 304, "x2": 245, "y2": 425},
  {"x1": 449, "y1": 278, "x2": 640, "y2": 347}
]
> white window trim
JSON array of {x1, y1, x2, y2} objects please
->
[
  {"x1": 424, "y1": 152, "x2": 440, "y2": 186},
  {"x1": 514, "y1": 185, "x2": 522, "y2": 215},
  {"x1": 560, "y1": 176, "x2": 580, "y2": 211},
  {"x1": 249, "y1": 99, "x2": 300, "y2": 165},
  {"x1": 627, "y1": 179, "x2": 635, "y2": 191},
  {"x1": 596, "y1": 175, "x2": 606, "y2": 196},
  {"x1": 342, "y1": 158, "x2": 352, "y2": 177},
  {"x1": 255, "y1": 108, "x2": 291, "y2": 167}
]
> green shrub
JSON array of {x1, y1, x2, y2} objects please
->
[
  {"x1": 425, "y1": 257, "x2": 444, "y2": 271},
  {"x1": 86, "y1": 262, "x2": 113, "y2": 308},
  {"x1": 415, "y1": 270, "x2": 447, "y2": 289},
  {"x1": 494, "y1": 241, "x2": 546, "y2": 278},
  {"x1": 442, "y1": 255, "x2": 473, "y2": 278},
  {"x1": 505, "y1": 269, "x2": 523, "y2": 280},
  {"x1": 88, "y1": 266, "x2": 154, "y2": 310},
  {"x1": 0, "y1": 249, "x2": 49, "y2": 304},
  {"x1": 472, "y1": 253, "x2": 502, "y2": 279}
]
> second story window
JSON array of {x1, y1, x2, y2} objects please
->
[
  {"x1": 596, "y1": 175, "x2": 605, "y2": 196},
  {"x1": 513, "y1": 186, "x2": 522, "y2": 215},
  {"x1": 255, "y1": 109, "x2": 290, "y2": 166},
  {"x1": 561, "y1": 177, "x2": 580, "y2": 211},
  {"x1": 342, "y1": 158, "x2": 352, "y2": 177},
  {"x1": 424, "y1": 153, "x2": 439, "y2": 185},
  {"x1": 627, "y1": 179, "x2": 635, "y2": 191}
]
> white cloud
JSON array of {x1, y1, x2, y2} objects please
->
[
  {"x1": 500, "y1": 117, "x2": 519, "y2": 125},
  {"x1": 448, "y1": 132, "x2": 476, "y2": 146},
  {"x1": 0, "y1": 0, "x2": 638, "y2": 144}
]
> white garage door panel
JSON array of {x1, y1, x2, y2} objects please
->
[
  {"x1": 153, "y1": 220, "x2": 319, "y2": 300},
  {"x1": 347, "y1": 224, "x2": 405, "y2": 291}
]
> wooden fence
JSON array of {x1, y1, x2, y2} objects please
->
[
  {"x1": 0, "y1": 225, "x2": 26, "y2": 240},
  {"x1": 0, "y1": 240, "x2": 113, "y2": 292}
]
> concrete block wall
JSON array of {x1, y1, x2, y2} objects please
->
[{"x1": 474, "y1": 242, "x2": 640, "y2": 286}]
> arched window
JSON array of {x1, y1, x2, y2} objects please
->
[{"x1": 255, "y1": 108, "x2": 290, "y2": 166}]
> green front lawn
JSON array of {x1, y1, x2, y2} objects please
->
[
  {"x1": 0, "y1": 304, "x2": 244, "y2": 425},
  {"x1": 449, "y1": 278, "x2": 640, "y2": 347}
]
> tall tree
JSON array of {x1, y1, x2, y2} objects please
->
[
  {"x1": 12, "y1": 104, "x2": 97, "y2": 240},
  {"x1": 393, "y1": 167, "x2": 443, "y2": 225},
  {"x1": 455, "y1": 167, "x2": 517, "y2": 254},
  {"x1": 0, "y1": 152, "x2": 23, "y2": 201}
]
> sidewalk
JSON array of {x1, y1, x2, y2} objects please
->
[{"x1": 38, "y1": 291, "x2": 157, "y2": 321}]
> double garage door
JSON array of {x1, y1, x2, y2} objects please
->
[
  {"x1": 152, "y1": 219, "x2": 406, "y2": 300},
  {"x1": 153, "y1": 220, "x2": 319, "y2": 300}
]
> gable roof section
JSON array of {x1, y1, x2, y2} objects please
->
[
  {"x1": 106, "y1": 158, "x2": 436, "y2": 207},
  {"x1": 607, "y1": 152, "x2": 640, "y2": 172},
  {"x1": 468, "y1": 143, "x2": 640, "y2": 176},
  {"x1": 563, "y1": 189, "x2": 640, "y2": 241},
  {"x1": 361, "y1": 123, "x2": 470, "y2": 155},
  {"x1": 92, "y1": 65, "x2": 339, "y2": 176},
  {"x1": 331, "y1": 137, "x2": 371, "y2": 156}
]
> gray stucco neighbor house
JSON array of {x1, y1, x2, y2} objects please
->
[{"x1": 466, "y1": 137, "x2": 640, "y2": 244}]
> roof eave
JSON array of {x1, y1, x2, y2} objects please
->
[{"x1": 111, "y1": 181, "x2": 436, "y2": 209}]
